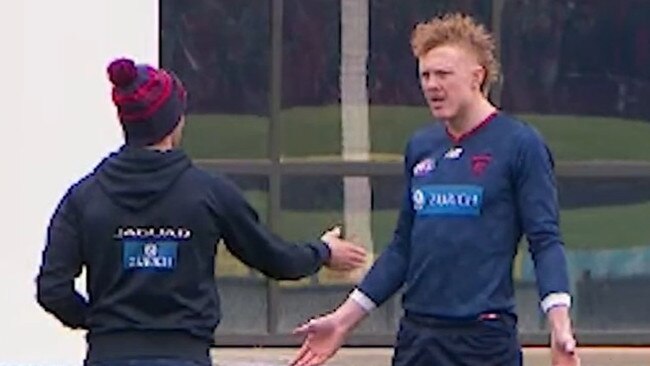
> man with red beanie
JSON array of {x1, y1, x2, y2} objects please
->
[{"x1": 35, "y1": 58, "x2": 366, "y2": 366}]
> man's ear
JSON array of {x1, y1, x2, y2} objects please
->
[{"x1": 473, "y1": 65, "x2": 486, "y2": 91}]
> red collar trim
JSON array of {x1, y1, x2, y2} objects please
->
[{"x1": 446, "y1": 111, "x2": 498, "y2": 144}]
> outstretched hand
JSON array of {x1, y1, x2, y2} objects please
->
[
  {"x1": 290, "y1": 297, "x2": 368, "y2": 366},
  {"x1": 290, "y1": 313, "x2": 347, "y2": 366},
  {"x1": 320, "y1": 226, "x2": 367, "y2": 271}
]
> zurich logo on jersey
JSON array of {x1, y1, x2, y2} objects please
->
[
  {"x1": 412, "y1": 185, "x2": 483, "y2": 216},
  {"x1": 123, "y1": 240, "x2": 178, "y2": 270}
]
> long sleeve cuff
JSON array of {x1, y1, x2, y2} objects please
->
[
  {"x1": 349, "y1": 288, "x2": 377, "y2": 313},
  {"x1": 541, "y1": 292, "x2": 572, "y2": 313},
  {"x1": 314, "y1": 240, "x2": 332, "y2": 263}
]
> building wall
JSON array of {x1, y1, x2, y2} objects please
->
[{"x1": 0, "y1": 1, "x2": 158, "y2": 364}]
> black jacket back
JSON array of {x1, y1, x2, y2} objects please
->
[{"x1": 36, "y1": 146, "x2": 330, "y2": 361}]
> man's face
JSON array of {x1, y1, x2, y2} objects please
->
[{"x1": 418, "y1": 44, "x2": 485, "y2": 121}]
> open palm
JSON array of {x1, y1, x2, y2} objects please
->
[{"x1": 290, "y1": 315, "x2": 347, "y2": 366}]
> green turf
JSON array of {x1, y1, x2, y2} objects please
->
[
  {"x1": 559, "y1": 201, "x2": 650, "y2": 249},
  {"x1": 183, "y1": 106, "x2": 650, "y2": 161},
  {"x1": 519, "y1": 114, "x2": 650, "y2": 161},
  {"x1": 182, "y1": 113, "x2": 269, "y2": 159}
]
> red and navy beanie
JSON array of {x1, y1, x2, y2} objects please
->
[{"x1": 107, "y1": 58, "x2": 187, "y2": 147}]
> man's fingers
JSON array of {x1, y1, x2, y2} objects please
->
[
  {"x1": 563, "y1": 338, "x2": 576, "y2": 354},
  {"x1": 552, "y1": 336, "x2": 580, "y2": 366},
  {"x1": 555, "y1": 334, "x2": 576, "y2": 354},
  {"x1": 312, "y1": 353, "x2": 330, "y2": 366},
  {"x1": 343, "y1": 244, "x2": 367, "y2": 261},
  {"x1": 348, "y1": 255, "x2": 366, "y2": 269},
  {"x1": 294, "y1": 349, "x2": 318, "y2": 366},
  {"x1": 292, "y1": 321, "x2": 314, "y2": 335},
  {"x1": 350, "y1": 256, "x2": 366, "y2": 268},
  {"x1": 321, "y1": 226, "x2": 342, "y2": 241},
  {"x1": 351, "y1": 245, "x2": 367, "y2": 257},
  {"x1": 290, "y1": 341, "x2": 312, "y2": 366},
  {"x1": 341, "y1": 251, "x2": 365, "y2": 265},
  {"x1": 355, "y1": 249, "x2": 368, "y2": 260}
]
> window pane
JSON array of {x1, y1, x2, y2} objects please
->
[
  {"x1": 160, "y1": 0, "x2": 270, "y2": 159},
  {"x1": 518, "y1": 175, "x2": 650, "y2": 331},
  {"x1": 498, "y1": 0, "x2": 650, "y2": 335},
  {"x1": 499, "y1": 0, "x2": 650, "y2": 161},
  {"x1": 161, "y1": 0, "x2": 650, "y2": 344},
  {"x1": 280, "y1": 0, "x2": 342, "y2": 159},
  {"x1": 276, "y1": 175, "x2": 399, "y2": 334}
]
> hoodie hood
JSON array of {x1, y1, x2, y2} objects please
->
[{"x1": 96, "y1": 146, "x2": 192, "y2": 211}]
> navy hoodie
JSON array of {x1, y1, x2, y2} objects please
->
[
  {"x1": 36, "y1": 146, "x2": 331, "y2": 362},
  {"x1": 357, "y1": 113, "x2": 570, "y2": 319}
]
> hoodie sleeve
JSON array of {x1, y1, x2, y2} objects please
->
[
  {"x1": 514, "y1": 127, "x2": 571, "y2": 311},
  {"x1": 211, "y1": 177, "x2": 331, "y2": 280},
  {"x1": 36, "y1": 186, "x2": 88, "y2": 329}
]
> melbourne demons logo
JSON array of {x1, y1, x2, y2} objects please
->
[{"x1": 471, "y1": 154, "x2": 492, "y2": 176}]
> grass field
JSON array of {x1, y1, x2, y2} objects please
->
[{"x1": 183, "y1": 105, "x2": 650, "y2": 161}]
